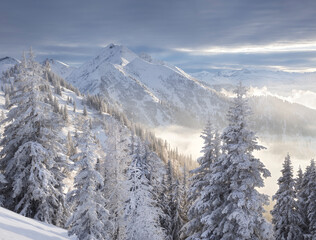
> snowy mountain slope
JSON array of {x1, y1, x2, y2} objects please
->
[
  {"x1": 67, "y1": 44, "x2": 227, "y2": 127},
  {"x1": 44, "y1": 59, "x2": 76, "y2": 79},
  {"x1": 66, "y1": 44, "x2": 316, "y2": 138},
  {"x1": 0, "y1": 57, "x2": 19, "y2": 74},
  {"x1": 0, "y1": 58, "x2": 181, "y2": 239},
  {"x1": 0, "y1": 207, "x2": 75, "y2": 240}
]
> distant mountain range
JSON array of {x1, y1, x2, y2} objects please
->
[{"x1": 64, "y1": 44, "x2": 316, "y2": 137}]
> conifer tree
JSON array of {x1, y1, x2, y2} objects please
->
[
  {"x1": 200, "y1": 83, "x2": 272, "y2": 240},
  {"x1": 0, "y1": 52, "x2": 66, "y2": 226},
  {"x1": 66, "y1": 128, "x2": 113, "y2": 240},
  {"x1": 182, "y1": 121, "x2": 220, "y2": 239},
  {"x1": 271, "y1": 154, "x2": 303, "y2": 240},
  {"x1": 62, "y1": 105, "x2": 68, "y2": 122},
  {"x1": 66, "y1": 131, "x2": 76, "y2": 157},
  {"x1": 103, "y1": 120, "x2": 131, "y2": 239},
  {"x1": 297, "y1": 160, "x2": 316, "y2": 239},
  {"x1": 0, "y1": 174, "x2": 6, "y2": 206},
  {"x1": 4, "y1": 94, "x2": 10, "y2": 109},
  {"x1": 125, "y1": 139, "x2": 166, "y2": 240},
  {"x1": 83, "y1": 105, "x2": 87, "y2": 116},
  {"x1": 306, "y1": 160, "x2": 316, "y2": 238}
]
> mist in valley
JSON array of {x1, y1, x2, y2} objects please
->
[{"x1": 154, "y1": 124, "x2": 316, "y2": 198}]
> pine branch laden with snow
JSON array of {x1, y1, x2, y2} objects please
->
[
  {"x1": 66, "y1": 127, "x2": 113, "y2": 240},
  {"x1": 183, "y1": 121, "x2": 221, "y2": 240},
  {"x1": 200, "y1": 83, "x2": 272, "y2": 240},
  {"x1": 271, "y1": 154, "x2": 303, "y2": 240},
  {"x1": 0, "y1": 54, "x2": 67, "y2": 226}
]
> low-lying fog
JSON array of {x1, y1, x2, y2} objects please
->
[{"x1": 154, "y1": 125, "x2": 316, "y2": 198}]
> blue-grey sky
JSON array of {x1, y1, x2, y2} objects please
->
[{"x1": 1, "y1": 0, "x2": 316, "y2": 72}]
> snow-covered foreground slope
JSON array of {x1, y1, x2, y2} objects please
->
[{"x1": 0, "y1": 207, "x2": 75, "y2": 240}]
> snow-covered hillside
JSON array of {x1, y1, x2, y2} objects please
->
[
  {"x1": 0, "y1": 57, "x2": 20, "y2": 74},
  {"x1": 0, "y1": 55, "x2": 191, "y2": 240},
  {"x1": 0, "y1": 207, "x2": 75, "y2": 240},
  {"x1": 67, "y1": 43, "x2": 227, "y2": 127},
  {"x1": 44, "y1": 59, "x2": 76, "y2": 79}
]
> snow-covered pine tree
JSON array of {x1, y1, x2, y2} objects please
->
[
  {"x1": 178, "y1": 164, "x2": 189, "y2": 240},
  {"x1": 296, "y1": 167, "x2": 303, "y2": 195},
  {"x1": 160, "y1": 160, "x2": 173, "y2": 239},
  {"x1": 171, "y1": 176, "x2": 188, "y2": 240},
  {"x1": 0, "y1": 52, "x2": 66, "y2": 226},
  {"x1": 125, "y1": 139, "x2": 166, "y2": 240},
  {"x1": 0, "y1": 174, "x2": 7, "y2": 206},
  {"x1": 144, "y1": 143, "x2": 171, "y2": 239},
  {"x1": 271, "y1": 154, "x2": 303, "y2": 240},
  {"x1": 297, "y1": 160, "x2": 316, "y2": 239},
  {"x1": 201, "y1": 83, "x2": 272, "y2": 240},
  {"x1": 295, "y1": 166, "x2": 307, "y2": 236},
  {"x1": 306, "y1": 160, "x2": 316, "y2": 239},
  {"x1": 83, "y1": 105, "x2": 87, "y2": 116},
  {"x1": 66, "y1": 131, "x2": 76, "y2": 157},
  {"x1": 182, "y1": 121, "x2": 220, "y2": 240},
  {"x1": 103, "y1": 119, "x2": 131, "y2": 239},
  {"x1": 62, "y1": 105, "x2": 68, "y2": 122},
  {"x1": 66, "y1": 126, "x2": 113, "y2": 240}
]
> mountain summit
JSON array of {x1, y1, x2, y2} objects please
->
[{"x1": 66, "y1": 44, "x2": 226, "y2": 127}]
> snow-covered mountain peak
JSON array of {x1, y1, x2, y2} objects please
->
[
  {"x1": 95, "y1": 43, "x2": 138, "y2": 66},
  {"x1": 0, "y1": 56, "x2": 20, "y2": 65},
  {"x1": 0, "y1": 56, "x2": 20, "y2": 74}
]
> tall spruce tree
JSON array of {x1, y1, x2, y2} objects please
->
[
  {"x1": 66, "y1": 127, "x2": 113, "y2": 240},
  {"x1": 306, "y1": 160, "x2": 316, "y2": 239},
  {"x1": 125, "y1": 139, "x2": 166, "y2": 240},
  {"x1": 201, "y1": 83, "x2": 272, "y2": 240},
  {"x1": 0, "y1": 52, "x2": 66, "y2": 226},
  {"x1": 183, "y1": 121, "x2": 220, "y2": 240},
  {"x1": 271, "y1": 154, "x2": 303, "y2": 240},
  {"x1": 103, "y1": 120, "x2": 131, "y2": 240},
  {"x1": 297, "y1": 160, "x2": 316, "y2": 239}
]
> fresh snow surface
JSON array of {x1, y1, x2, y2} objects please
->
[{"x1": 0, "y1": 207, "x2": 76, "y2": 240}]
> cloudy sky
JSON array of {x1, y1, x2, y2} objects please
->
[{"x1": 1, "y1": 0, "x2": 316, "y2": 72}]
